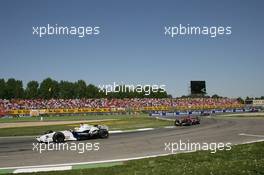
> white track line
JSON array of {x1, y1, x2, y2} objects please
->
[
  {"x1": 155, "y1": 117, "x2": 174, "y2": 121},
  {"x1": 109, "y1": 128, "x2": 155, "y2": 133},
  {"x1": 13, "y1": 166, "x2": 72, "y2": 174},
  {"x1": 136, "y1": 128, "x2": 154, "y2": 131},
  {"x1": 164, "y1": 126, "x2": 176, "y2": 129},
  {"x1": 239, "y1": 133, "x2": 264, "y2": 138},
  {"x1": 241, "y1": 139, "x2": 264, "y2": 145},
  {"x1": 0, "y1": 136, "x2": 35, "y2": 139},
  {"x1": 109, "y1": 130, "x2": 123, "y2": 134}
]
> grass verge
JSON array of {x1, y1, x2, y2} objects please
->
[
  {"x1": 0, "y1": 115, "x2": 133, "y2": 123},
  {"x1": 214, "y1": 115, "x2": 264, "y2": 119},
  {"x1": 9, "y1": 141, "x2": 264, "y2": 175}
]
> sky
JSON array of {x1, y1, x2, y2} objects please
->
[{"x1": 0, "y1": 0, "x2": 263, "y2": 98}]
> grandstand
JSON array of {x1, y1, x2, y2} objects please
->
[{"x1": 0, "y1": 98, "x2": 243, "y2": 116}]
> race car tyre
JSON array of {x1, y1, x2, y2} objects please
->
[
  {"x1": 175, "y1": 120, "x2": 182, "y2": 126},
  {"x1": 185, "y1": 121, "x2": 192, "y2": 126},
  {"x1": 53, "y1": 132, "x2": 65, "y2": 143},
  {"x1": 99, "y1": 129, "x2": 109, "y2": 138}
]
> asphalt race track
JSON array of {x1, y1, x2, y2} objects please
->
[{"x1": 0, "y1": 117, "x2": 264, "y2": 168}]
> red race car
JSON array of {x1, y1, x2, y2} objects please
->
[{"x1": 175, "y1": 116, "x2": 200, "y2": 126}]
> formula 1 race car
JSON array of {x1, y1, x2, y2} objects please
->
[
  {"x1": 200, "y1": 111, "x2": 211, "y2": 116},
  {"x1": 249, "y1": 108, "x2": 260, "y2": 112},
  {"x1": 174, "y1": 116, "x2": 200, "y2": 126},
  {"x1": 36, "y1": 124, "x2": 109, "y2": 143}
]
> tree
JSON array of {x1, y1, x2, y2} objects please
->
[
  {"x1": 39, "y1": 78, "x2": 59, "y2": 99},
  {"x1": 0, "y1": 79, "x2": 6, "y2": 99},
  {"x1": 151, "y1": 88, "x2": 168, "y2": 98},
  {"x1": 75, "y1": 80, "x2": 87, "y2": 98},
  {"x1": 212, "y1": 94, "x2": 221, "y2": 98},
  {"x1": 167, "y1": 94, "x2": 173, "y2": 98},
  {"x1": 25, "y1": 81, "x2": 39, "y2": 99},
  {"x1": 86, "y1": 84, "x2": 100, "y2": 98},
  {"x1": 237, "y1": 97, "x2": 244, "y2": 104},
  {"x1": 245, "y1": 96, "x2": 253, "y2": 101},
  {"x1": 0, "y1": 78, "x2": 171, "y2": 99},
  {"x1": 59, "y1": 81, "x2": 75, "y2": 99},
  {"x1": 5, "y1": 78, "x2": 24, "y2": 99}
]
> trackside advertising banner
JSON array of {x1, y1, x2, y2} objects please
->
[{"x1": 6, "y1": 104, "x2": 244, "y2": 115}]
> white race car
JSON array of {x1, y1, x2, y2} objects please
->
[{"x1": 36, "y1": 124, "x2": 109, "y2": 143}]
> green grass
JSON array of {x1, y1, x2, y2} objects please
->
[
  {"x1": 13, "y1": 142, "x2": 264, "y2": 175},
  {"x1": 0, "y1": 116, "x2": 173, "y2": 137},
  {"x1": 213, "y1": 115, "x2": 264, "y2": 119},
  {"x1": 0, "y1": 114, "x2": 133, "y2": 123}
]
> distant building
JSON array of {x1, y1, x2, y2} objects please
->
[{"x1": 252, "y1": 100, "x2": 264, "y2": 107}]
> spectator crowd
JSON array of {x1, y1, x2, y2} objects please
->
[{"x1": 0, "y1": 98, "x2": 241, "y2": 111}]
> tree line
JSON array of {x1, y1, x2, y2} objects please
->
[{"x1": 0, "y1": 78, "x2": 168, "y2": 99}]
